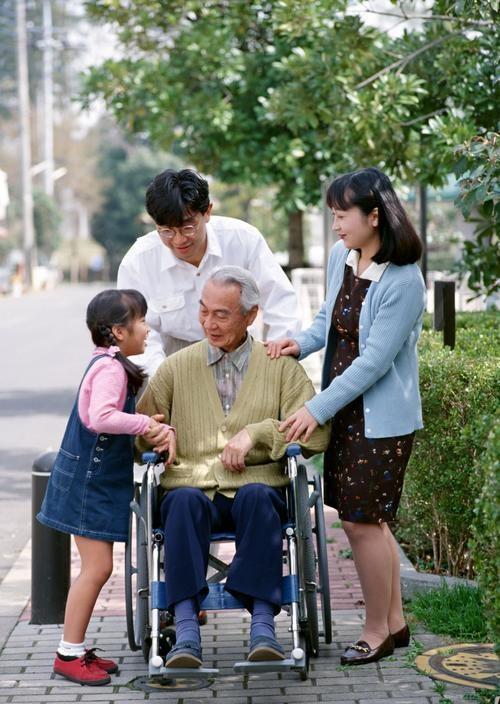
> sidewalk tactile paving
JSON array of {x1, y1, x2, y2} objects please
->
[{"x1": 1, "y1": 509, "x2": 476, "y2": 702}]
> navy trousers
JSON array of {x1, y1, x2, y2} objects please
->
[{"x1": 160, "y1": 483, "x2": 287, "y2": 614}]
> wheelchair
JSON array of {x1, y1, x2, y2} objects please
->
[{"x1": 124, "y1": 444, "x2": 332, "y2": 681}]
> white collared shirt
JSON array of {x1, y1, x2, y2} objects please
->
[
  {"x1": 117, "y1": 215, "x2": 300, "y2": 376},
  {"x1": 345, "y1": 249, "x2": 389, "y2": 282}
]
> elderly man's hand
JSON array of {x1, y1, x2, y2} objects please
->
[
  {"x1": 221, "y1": 429, "x2": 253, "y2": 473},
  {"x1": 143, "y1": 415, "x2": 177, "y2": 464},
  {"x1": 153, "y1": 428, "x2": 177, "y2": 465},
  {"x1": 279, "y1": 405, "x2": 318, "y2": 443}
]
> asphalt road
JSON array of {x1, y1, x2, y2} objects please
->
[{"x1": 0, "y1": 282, "x2": 106, "y2": 584}]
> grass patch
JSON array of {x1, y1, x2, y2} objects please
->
[
  {"x1": 339, "y1": 548, "x2": 353, "y2": 560},
  {"x1": 465, "y1": 688, "x2": 500, "y2": 703},
  {"x1": 407, "y1": 584, "x2": 487, "y2": 641}
]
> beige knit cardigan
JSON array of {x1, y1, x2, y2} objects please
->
[{"x1": 136, "y1": 340, "x2": 330, "y2": 496}]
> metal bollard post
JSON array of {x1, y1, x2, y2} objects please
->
[
  {"x1": 31, "y1": 451, "x2": 70, "y2": 624},
  {"x1": 434, "y1": 280, "x2": 456, "y2": 349}
]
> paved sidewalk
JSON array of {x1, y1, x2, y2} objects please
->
[{"x1": 0, "y1": 508, "x2": 476, "y2": 703}]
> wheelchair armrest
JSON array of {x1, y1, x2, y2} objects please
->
[
  {"x1": 141, "y1": 451, "x2": 165, "y2": 465},
  {"x1": 285, "y1": 444, "x2": 301, "y2": 457}
]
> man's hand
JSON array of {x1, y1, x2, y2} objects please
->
[
  {"x1": 279, "y1": 406, "x2": 318, "y2": 443},
  {"x1": 221, "y1": 429, "x2": 253, "y2": 473},
  {"x1": 264, "y1": 338, "x2": 300, "y2": 359}
]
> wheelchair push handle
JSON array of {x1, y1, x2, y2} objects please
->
[{"x1": 286, "y1": 444, "x2": 301, "y2": 457}]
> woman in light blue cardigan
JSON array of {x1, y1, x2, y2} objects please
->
[{"x1": 267, "y1": 168, "x2": 426, "y2": 666}]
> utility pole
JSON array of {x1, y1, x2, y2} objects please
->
[
  {"x1": 418, "y1": 184, "x2": 428, "y2": 288},
  {"x1": 42, "y1": 0, "x2": 54, "y2": 196},
  {"x1": 16, "y1": 0, "x2": 36, "y2": 287},
  {"x1": 321, "y1": 179, "x2": 331, "y2": 294}
]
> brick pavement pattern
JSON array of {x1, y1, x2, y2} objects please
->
[{"x1": 0, "y1": 508, "x2": 476, "y2": 703}]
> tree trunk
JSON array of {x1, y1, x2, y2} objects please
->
[{"x1": 288, "y1": 210, "x2": 304, "y2": 269}]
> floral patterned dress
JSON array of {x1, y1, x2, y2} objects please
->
[{"x1": 323, "y1": 265, "x2": 414, "y2": 523}]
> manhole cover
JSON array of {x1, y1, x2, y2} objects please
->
[
  {"x1": 415, "y1": 643, "x2": 499, "y2": 691},
  {"x1": 128, "y1": 674, "x2": 214, "y2": 693}
]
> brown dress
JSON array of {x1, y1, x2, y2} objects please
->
[{"x1": 324, "y1": 265, "x2": 414, "y2": 524}]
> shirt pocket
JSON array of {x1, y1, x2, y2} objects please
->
[
  {"x1": 51, "y1": 447, "x2": 79, "y2": 493},
  {"x1": 150, "y1": 295, "x2": 185, "y2": 315}
]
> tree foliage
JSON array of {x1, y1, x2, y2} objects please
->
[
  {"x1": 82, "y1": 0, "x2": 499, "y2": 270},
  {"x1": 454, "y1": 131, "x2": 499, "y2": 298},
  {"x1": 33, "y1": 189, "x2": 62, "y2": 259},
  {"x1": 90, "y1": 137, "x2": 180, "y2": 276}
]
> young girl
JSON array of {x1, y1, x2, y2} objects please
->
[
  {"x1": 37, "y1": 289, "x2": 175, "y2": 686},
  {"x1": 267, "y1": 167, "x2": 426, "y2": 666}
]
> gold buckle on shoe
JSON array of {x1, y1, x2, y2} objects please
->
[{"x1": 349, "y1": 643, "x2": 370, "y2": 653}]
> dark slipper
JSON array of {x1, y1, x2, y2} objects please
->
[
  {"x1": 164, "y1": 640, "x2": 203, "y2": 668},
  {"x1": 247, "y1": 635, "x2": 285, "y2": 662}
]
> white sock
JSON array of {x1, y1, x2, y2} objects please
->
[{"x1": 57, "y1": 639, "x2": 85, "y2": 657}]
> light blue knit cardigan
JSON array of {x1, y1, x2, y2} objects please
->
[{"x1": 295, "y1": 241, "x2": 426, "y2": 438}]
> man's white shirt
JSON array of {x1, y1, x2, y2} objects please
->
[{"x1": 117, "y1": 216, "x2": 301, "y2": 376}]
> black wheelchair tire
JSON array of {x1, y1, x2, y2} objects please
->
[
  {"x1": 125, "y1": 483, "x2": 140, "y2": 652},
  {"x1": 138, "y1": 474, "x2": 151, "y2": 662},
  {"x1": 313, "y1": 474, "x2": 332, "y2": 644},
  {"x1": 296, "y1": 464, "x2": 320, "y2": 657},
  {"x1": 124, "y1": 476, "x2": 150, "y2": 659}
]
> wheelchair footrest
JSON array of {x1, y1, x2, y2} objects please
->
[
  {"x1": 233, "y1": 656, "x2": 306, "y2": 674},
  {"x1": 149, "y1": 664, "x2": 219, "y2": 678}
]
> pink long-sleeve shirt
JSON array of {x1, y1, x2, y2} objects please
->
[{"x1": 78, "y1": 347, "x2": 151, "y2": 435}]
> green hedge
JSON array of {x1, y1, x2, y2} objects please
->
[
  {"x1": 470, "y1": 424, "x2": 500, "y2": 647},
  {"x1": 396, "y1": 312, "x2": 499, "y2": 580}
]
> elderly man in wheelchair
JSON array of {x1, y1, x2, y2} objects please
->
[{"x1": 134, "y1": 265, "x2": 330, "y2": 676}]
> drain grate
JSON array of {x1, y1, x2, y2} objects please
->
[
  {"x1": 128, "y1": 674, "x2": 214, "y2": 693},
  {"x1": 415, "y1": 643, "x2": 499, "y2": 691}
]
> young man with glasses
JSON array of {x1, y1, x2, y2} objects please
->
[{"x1": 117, "y1": 168, "x2": 300, "y2": 377}]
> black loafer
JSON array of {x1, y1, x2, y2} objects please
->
[
  {"x1": 340, "y1": 634, "x2": 394, "y2": 666},
  {"x1": 392, "y1": 624, "x2": 410, "y2": 648}
]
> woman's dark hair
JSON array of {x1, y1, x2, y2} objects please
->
[
  {"x1": 145, "y1": 168, "x2": 210, "y2": 227},
  {"x1": 86, "y1": 289, "x2": 147, "y2": 395},
  {"x1": 326, "y1": 167, "x2": 422, "y2": 265}
]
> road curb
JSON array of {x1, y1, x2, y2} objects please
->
[
  {"x1": 398, "y1": 542, "x2": 477, "y2": 599},
  {"x1": 0, "y1": 539, "x2": 31, "y2": 654}
]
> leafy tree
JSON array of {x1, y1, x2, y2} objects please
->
[
  {"x1": 82, "y1": 0, "x2": 498, "y2": 269},
  {"x1": 33, "y1": 188, "x2": 62, "y2": 258},
  {"x1": 91, "y1": 138, "x2": 180, "y2": 276},
  {"x1": 82, "y1": 0, "x2": 404, "y2": 265},
  {"x1": 454, "y1": 131, "x2": 499, "y2": 299}
]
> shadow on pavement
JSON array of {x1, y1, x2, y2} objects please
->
[{"x1": 0, "y1": 388, "x2": 75, "y2": 417}]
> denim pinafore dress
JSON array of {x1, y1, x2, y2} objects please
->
[{"x1": 37, "y1": 355, "x2": 135, "y2": 542}]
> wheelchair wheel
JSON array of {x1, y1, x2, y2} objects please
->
[
  {"x1": 124, "y1": 475, "x2": 150, "y2": 659},
  {"x1": 296, "y1": 464, "x2": 320, "y2": 657},
  {"x1": 313, "y1": 474, "x2": 332, "y2": 644}
]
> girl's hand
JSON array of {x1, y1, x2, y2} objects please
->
[
  {"x1": 279, "y1": 406, "x2": 318, "y2": 443},
  {"x1": 144, "y1": 419, "x2": 176, "y2": 464},
  {"x1": 264, "y1": 338, "x2": 300, "y2": 359},
  {"x1": 221, "y1": 429, "x2": 253, "y2": 473},
  {"x1": 154, "y1": 427, "x2": 176, "y2": 465}
]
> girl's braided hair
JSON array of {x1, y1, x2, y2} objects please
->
[{"x1": 86, "y1": 289, "x2": 148, "y2": 394}]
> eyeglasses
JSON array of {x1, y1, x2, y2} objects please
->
[{"x1": 157, "y1": 222, "x2": 199, "y2": 241}]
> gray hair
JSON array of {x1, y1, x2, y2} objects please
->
[{"x1": 208, "y1": 266, "x2": 260, "y2": 313}]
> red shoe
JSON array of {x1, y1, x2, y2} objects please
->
[
  {"x1": 53, "y1": 652, "x2": 110, "y2": 686},
  {"x1": 84, "y1": 647, "x2": 119, "y2": 674}
]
